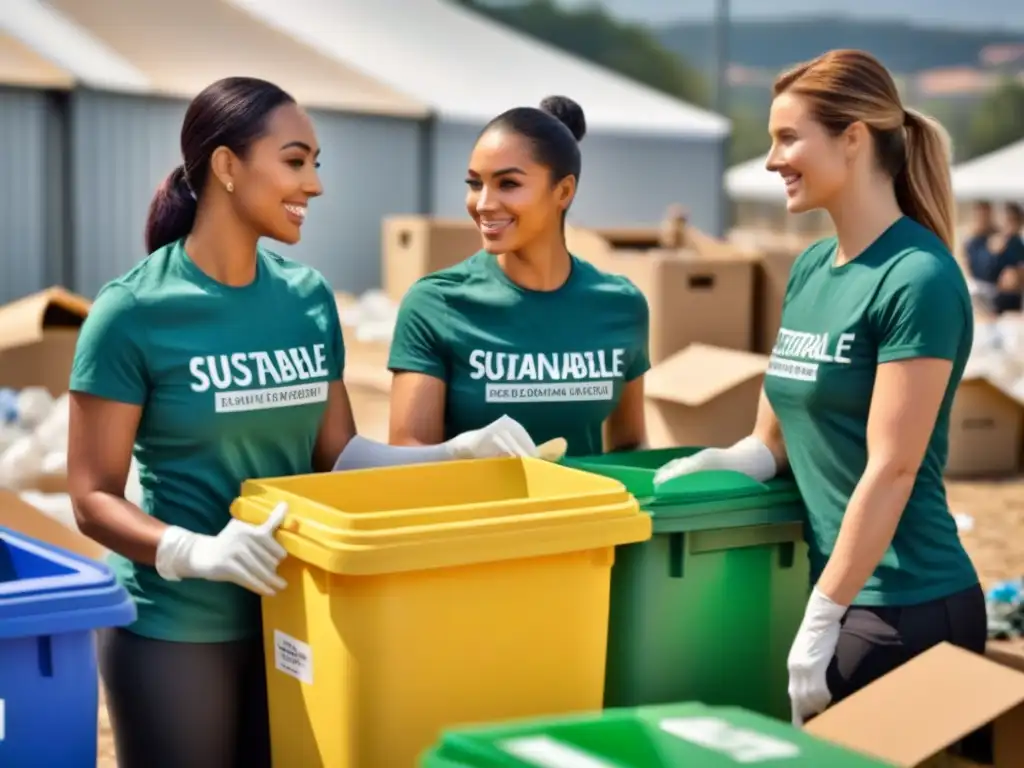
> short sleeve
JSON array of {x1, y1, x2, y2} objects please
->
[
  {"x1": 623, "y1": 282, "x2": 651, "y2": 382},
  {"x1": 321, "y1": 281, "x2": 345, "y2": 380},
  {"x1": 387, "y1": 280, "x2": 449, "y2": 380},
  {"x1": 871, "y1": 253, "x2": 969, "y2": 364},
  {"x1": 69, "y1": 285, "x2": 150, "y2": 405}
]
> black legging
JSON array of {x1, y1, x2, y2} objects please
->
[
  {"x1": 98, "y1": 628, "x2": 271, "y2": 768},
  {"x1": 825, "y1": 583, "x2": 987, "y2": 704}
]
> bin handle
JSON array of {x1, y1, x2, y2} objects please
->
[{"x1": 655, "y1": 469, "x2": 769, "y2": 498}]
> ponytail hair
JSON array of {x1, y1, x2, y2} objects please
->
[
  {"x1": 144, "y1": 164, "x2": 197, "y2": 254},
  {"x1": 895, "y1": 109, "x2": 955, "y2": 250},
  {"x1": 775, "y1": 49, "x2": 956, "y2": 249}
]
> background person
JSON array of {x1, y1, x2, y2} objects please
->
[
  {"x1": 653, "y1": 49, "x2": 984, "y2": 725},
  {"x1": 68, "y1": 77, "x2": 538, "y2": 768},
  {"x1": 387, "y1": 96, "x2": 650, "y2": 458},
  {"x1": 964, "y1": 200, "x2": 1024, "y2": 314}
]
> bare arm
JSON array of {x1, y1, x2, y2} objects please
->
[
  {"x1": 752, "y1": 388, "x2": 789, "y2": 472},
  {"x1": 816, "y1": 357, "x2": 952, "y2": 605},
  {"x1": 67, "y1": 392, "x2": 166, "y2": 565},
  {"x1": 389, "y1": 371, "x2": 447, "y2": 446},
  {"x1": 312, "y1": 380, "x2": 358, "y2": 471},
  {"x1": 604, "y1": 377, "x2": 647, "y2": 452}
]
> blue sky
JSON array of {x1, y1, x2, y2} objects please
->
[{"x1": 488, "y1": 0, "x2": 1024, "y2": 30}]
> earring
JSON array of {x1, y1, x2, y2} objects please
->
[{"x1": 226, "y1": 182, "x2": 234, "y2": 193}]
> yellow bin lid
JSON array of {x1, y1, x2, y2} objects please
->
[{"x1": 230, "y1": 457, "x2": 651, "y2": 575}]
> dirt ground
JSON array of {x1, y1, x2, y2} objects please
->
[{"x1": 93, "y1": 475, "x2": 1024, "y2": 767}]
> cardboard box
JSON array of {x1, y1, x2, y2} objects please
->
[
  {"x1": 335, "y1": 291, "x2": 392, "y2": 441},
  {"x1": 0, "y1": 287, "x2": 91, "y2": 396},
  {"x1": 946, "y1": 377, "x2": 1024, "y2": 477},
  {"x1": 344, "y1": 363, "x2": 392, "y2": 443},
  {"x1": 806, "y1": 642, "x2": 1024, "y2": 767},
  {"x1": 382, "y1": 216, "x2": 481, "y2": 302},
  {"x1": 753, "y1": 246, "x2": 802, "y2": 355},
  {"x1": 0, "y1": 490, "x2": 104, "y2": 561},
  {"x1": 566, "y1": 227, "x2": 756, "y2": 362},
  {"x1": 643, "y1": 343, "x2": 768, "y2": 449}
]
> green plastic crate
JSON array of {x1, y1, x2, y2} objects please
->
[
  {"x1": 561, "y1": 447, "x2": 810, "y2": 719},
  {"x1": 422, "y1": 702, "x2": 894, "y2": 767}
]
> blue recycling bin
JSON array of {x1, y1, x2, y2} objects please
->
[{"x1": 0, "y1": 525, "x2": 135, "y2": 766}]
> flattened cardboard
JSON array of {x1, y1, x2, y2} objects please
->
[
  {"x1": 0, "y1": 287, "x2": 91, "y2": 396},
  {"x1": 644, "y1": 344, "x2": 768, "y2": 449},
  {"x1": 0, "y1": 490, "x2": 105, "y2": 561},
  {"x1": 806, "y1": 643, "x2": 1024, "y2": 768},
  {"x1": 381, "y1": 216, "x2": 481, "y2": 301},
  {"x1": 947, "y1": 376, "x2": 1024, "y2": 477}
]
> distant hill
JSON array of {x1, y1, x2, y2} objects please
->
[{"x1": 655, "y1": 17, "x2": 1024, "y2": 75}]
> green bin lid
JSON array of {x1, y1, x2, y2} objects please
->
[
  {"x1": 436, "y1": 703, "x2": 895, "y2": 767},
  {"x1": 561, "y1": 448, "x2": 804, "y2": 530}
]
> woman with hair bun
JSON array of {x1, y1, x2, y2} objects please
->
[
  {"x1": 67, "y1": 76, "x2": 539, "y2": 768},
  {"x1": 654, "y1": 49, "x2": 985, "y2": 725},
  {"x1": 388, "y1": 96, "x2": 651, "y2": 457}
]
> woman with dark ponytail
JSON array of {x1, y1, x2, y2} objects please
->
[
  {"x1": 388, "y1": 95, "x2": 651, "y2": 458},
  {"x1": 66, "y1": 77, "x2": 540, "y2": 767},
  {"x1": 655, "y1": 49, "x2": 984, "y2": 726}
]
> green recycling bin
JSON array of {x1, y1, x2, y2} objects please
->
[
  {"x1": 421, "y1": 702, "x2": 893, "y2": 767},
  {"x1": 561, "y1": 447, "x2": 811, "y2": 720}
]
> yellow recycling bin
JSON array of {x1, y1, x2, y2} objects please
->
[{"x1": 230, "y1": 456, "x2": 651, "y2": 768}]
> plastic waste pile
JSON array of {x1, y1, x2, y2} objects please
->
[
  {"x1": 964, "y1": 313, "x2": 1024, "y2": 402},
  {"x1": 987, "y1": 578, "x2": 1024, "y2": 639},
  {"x1": 338, "y1": 289, "x2": 398, "y2": 344},
  {"x1": 0, "y1": 386, "x2": 143, "y2": 523}
]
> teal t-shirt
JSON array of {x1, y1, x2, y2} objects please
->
[
  {"x1": 763, "y1": 217, "x2": 978, "y2": 606},
  {"x1": 70, "y1": 239, "x2": 343, "y2": 642},
  {"x1": 387, "y1": 251, "x2": 650, "y2": 457}
]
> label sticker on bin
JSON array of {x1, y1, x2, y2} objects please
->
[
  {"x1": 274, "y1": 630, "x2": 313, "y2": 685},
  {"x1": 500, "y1": 736, "x2": 615, "y2": 768},
  {"x1": 660, "y1": 717, "x2": 800, "y2": 762}
]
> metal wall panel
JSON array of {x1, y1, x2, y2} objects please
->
[
  {"x1": 0, "y1": 87, "x2": 54, "y2": 303},
  {"x1": 69, "y1": 90, "x2": 424, "y2": 297},
  {"x1": 430, "y1": 119, "x2": 727, "y2": 236},
  {"x1": 69, "y1": 89, "x2": 185, "y2": 297}
]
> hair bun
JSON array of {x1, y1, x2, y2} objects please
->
[{"x1": 540, "y1": 95, "x2": 586, "y2": 142}]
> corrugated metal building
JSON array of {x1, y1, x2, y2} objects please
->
[
  {"x1": 3, "y1": 0, "x2": 729, "y2": 300},
  {"x1": 5, "y1": 0, "x2": 431, "y2": 297},
  {"x1": 229, "y1": 0, "x2": 732, "y2": 233},
  {"x1": 0, "y1": 28, "x2": 75, "y2": 304}
]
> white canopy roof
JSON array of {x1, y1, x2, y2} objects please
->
[{"x1": 952, "y1": 139, "x2": 1024, "y2": 202}]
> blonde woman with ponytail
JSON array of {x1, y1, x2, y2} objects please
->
[{"x1": 655, "y1": 50, "x2": 984, "y2": 725}]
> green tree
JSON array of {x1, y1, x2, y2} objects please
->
[
  {"x1": 965, "y1": 79, "x2": 1024, "y2": 160},
  {"x1": 455, "y1": 0, "x2": 709, "y2": 107}
]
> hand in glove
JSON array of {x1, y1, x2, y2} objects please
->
[
  {"x1": 155, "y1": 502, "x2": 290, "y2": 597},
  {"x1": 445, "y1": 414, "x2": 539, "y2": 459},
  {"x1": 653, "y1": 435, "x2": 778, "y2": 487},
  {"x1": 788, "y1": 587, "x2": 847, "y2": 726}
]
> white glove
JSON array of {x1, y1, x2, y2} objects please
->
[
  {"x1": 788, "y1": 587, "x2": 847, "y2": 726},
  {"x1": 653, "y1": 435, "x2": 778, "y2": 487},
  {"x1": 155, "y1": 502, "x2": 290, "y2": 597},
  {"x1": 444, "y1": 414, "x2": 539, "y2": 459}
]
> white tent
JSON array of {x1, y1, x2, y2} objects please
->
[
  {"x1": 725, "y1": 154, "x2": 786, "y2": 202},
  {"x1": 228, "y1": 0, "x2": 730, "y2": 138},
  {"x1": 952, "y1": 139, "x2": 1024, "y2": 202}
]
